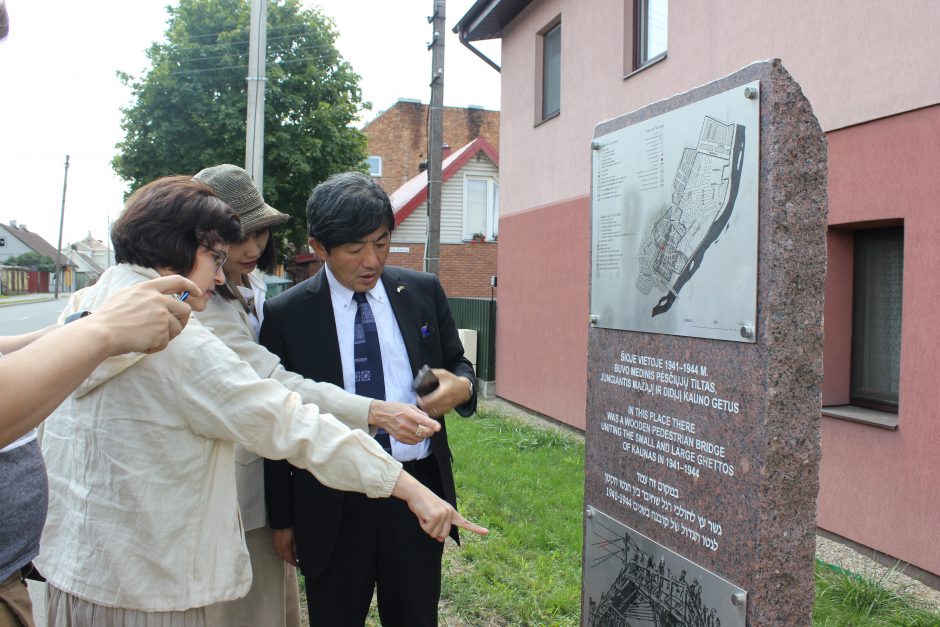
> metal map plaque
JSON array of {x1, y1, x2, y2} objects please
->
[
  {"x1": 590, "y1": 82, "x2": 760, "y2": 343},
  {"x1": 584, "y1": 507, "x2": 746, "y2": 626}
]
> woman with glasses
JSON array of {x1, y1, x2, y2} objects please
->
[{"x1": 36, "y1": 176, "x2": 485, "y2": 627}]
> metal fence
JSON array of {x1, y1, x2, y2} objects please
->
[{"x1": 448, "y1": 297, "x2": 496, "y2": 382}]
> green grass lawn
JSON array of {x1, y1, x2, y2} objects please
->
[{"x1": 441, "y1": 408, "x2": 585, "y2": 626}]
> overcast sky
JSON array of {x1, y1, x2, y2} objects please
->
[{"x1": 0, "y1": 0, "x2": 500, "y2": 247}]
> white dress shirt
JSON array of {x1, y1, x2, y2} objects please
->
[
  {"x1": 324, "y1": 264, "x2": 430, "y2": 462},
  {"x1": 236, "y1": 270, "x2": 268, "y2": 340}
]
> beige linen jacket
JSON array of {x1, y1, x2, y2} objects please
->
[
  {"x1": 36, "y1": 265, "x2": 401, "y2": 612},
  {"x1": 196, "y1": 284, "x2": 373, "y2": 531}
]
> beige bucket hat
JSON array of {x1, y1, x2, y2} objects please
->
[{"x1": 193, "y1": 164, "x2": 289, "y2": 236}]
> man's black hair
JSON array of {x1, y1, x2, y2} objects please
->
[{"x1": 306, "y1": 172, "x2": 395, "y2": 252}]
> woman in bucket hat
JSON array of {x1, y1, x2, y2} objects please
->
[{"x1": 193, "y1": 165, "x2": 447, "y2": 627}]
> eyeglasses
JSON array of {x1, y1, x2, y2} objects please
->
[{"x1": 206, "y1": 246, "x2": 228, "y2": 273}]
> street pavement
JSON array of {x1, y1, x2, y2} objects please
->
[{"x1": 0, "y1": 297, "x2": 69, "y2": 335}]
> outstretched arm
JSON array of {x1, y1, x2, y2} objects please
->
[
  {"x1": 201, "y1": 296, "x2": 441, "y2": 441},
  {"x1": 270, "y1": 465, "x2": 487, "y2": 566},
  {"x1": 0, "y1": 275, "x2": 199, "y2": 447}
]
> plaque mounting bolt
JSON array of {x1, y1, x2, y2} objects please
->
[
  {"x1": 740, "y1": 323, "x2": 754, "y2": 339},
  {"x1": 731, "y1": 592, "x2": 747, "y2": 607},
  {"x1": 589, "y1": 314, "x2": 599, "y2": 325},
  {"x1": 591, "y1": 141, "x2": 601, "y2": 150},
  {"x1": 586, "y1": 507, "x2": 595, "y2": 519},
  {"x1": 744, "y1": 86, "x2": 758, "y2": 99}
]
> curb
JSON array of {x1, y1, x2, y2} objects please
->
[{"x1": 0, "y1": 296, "x2": 56, "y2": 308}]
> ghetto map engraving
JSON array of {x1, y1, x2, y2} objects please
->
[
  {"x1": 590, "y1": 82, "x2": 759, "y2": 342},
  {"x1": 636, "y1": 117, "x2": 745, "y2": 318}
]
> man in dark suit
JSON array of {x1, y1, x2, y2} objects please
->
[{"x1": 260, "y1": 172, "x2": 478, "y2": 627}]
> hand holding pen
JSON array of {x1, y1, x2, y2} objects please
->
[{"x1": 90, "y1": 275, "x2": 201, "y2": 355}]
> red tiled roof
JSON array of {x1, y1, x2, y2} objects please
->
[
  {"x1": 1, "y1": 223, "x2": 73, "y2": 267},
  {"x1": 389, "y1": 137, "x2": 499, "y2": 226}
]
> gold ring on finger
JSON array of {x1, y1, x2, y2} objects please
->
[{"x1": 415, "y1": 425, "x2": 426, "y2": 438}]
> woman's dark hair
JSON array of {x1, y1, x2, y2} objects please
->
[
  {"x1": 256, "y1": 231, "x2": 278, "y2": 274},
  {"x1": 216, "y1": 229, "x2": 279, "y2": 301},
  {"x1": 305, "y1": 172, "x2": 395, "y2": 252},
  {"x1": 111, "y1": 176, "x2": 241, "y2": 276}
]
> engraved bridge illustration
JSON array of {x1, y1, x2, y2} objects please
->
[
  {"x1": 587, "y1": 525, "x2": 721, "y2": 627},
  {"x1": 635, "y1": 116, "x2": 746, "y2": 319}
]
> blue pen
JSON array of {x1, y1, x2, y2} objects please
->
[{"x1": 177, "y1": 291, "x2": 190, "y2": 302}]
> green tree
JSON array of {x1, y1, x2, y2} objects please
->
[
  {"x1": 4, "y1": 252, "x2": 56, "y2": 272},
  {"x1": 113, "y1": 0, "x2": 369, "y2": 251}
]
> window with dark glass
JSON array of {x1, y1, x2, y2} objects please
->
[
  {"x1": 541, "y1": 23, "x2": 561, "y2": 120},
  {"x1": 634, "y1": 0, "x2": 667, "y2": 69},
  {"x1": 851, "y1": 227, "x2": 903, "y2": 410}
]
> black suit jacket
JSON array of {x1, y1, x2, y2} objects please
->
[{"x1": 259, "y1": 266, "x2": 476, "y2": 577}]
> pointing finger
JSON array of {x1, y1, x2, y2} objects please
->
[{"x1": 452, "y1": 512, "x2": 488, "y2": 536}]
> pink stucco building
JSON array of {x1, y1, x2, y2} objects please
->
[{"x1": 456, "y1": 0, "x2": 940, "y2": 581}]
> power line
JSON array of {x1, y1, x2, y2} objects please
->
[
  {"x1": 152, "y1": 40, "x2": 336, "y2": 66},
  {"x1": 159, "y1": 51, "x2": 350, "y2": 77},
  {"x1": 170, "y1": 20, "x2": 331, "y2": 42},
  {"x1": 167, "y1": 30, "x2": 332, "y2": 54}
]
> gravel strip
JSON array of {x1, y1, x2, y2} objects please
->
[{"x1": 816, "y1": 535, "x2": 940, "y2": 610}]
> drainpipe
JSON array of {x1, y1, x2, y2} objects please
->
[{"x1": 457, "y1": 29, "x2": 500, "y2": 73}]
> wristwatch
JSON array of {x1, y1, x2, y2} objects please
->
[{"x1": 64, "y1": 310, "x2": 92, "y2": 324}]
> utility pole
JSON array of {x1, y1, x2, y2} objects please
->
[
  {"x1": 424, "y1": 0, "x2": 445, "y2": 276},
  {"x1": 245, "y1": 0, "x2": 268, "y2": 191},
  {"x1": 54, "y1": 154, "x2": 69, "y2": 299}
]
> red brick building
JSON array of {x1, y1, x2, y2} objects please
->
[
  {"x1": 360, "y1": 101, "x2": 501, "y2": 299},
  {"x1": 362, "y1": 99, "x2": 499, "y2": 193}
]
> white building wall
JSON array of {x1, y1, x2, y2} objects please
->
[
  {"x1": 393, "y1": 154, "x2": 499, "y2": 244},
  {"x1": 393, "y1": 203, "x2": 428, "y2": 243},
  {"x1": 0, "y1": 226, "x2": 34, "y2": 263}
]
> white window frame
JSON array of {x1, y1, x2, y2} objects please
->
[
  {"x1": 462, "y1": 175, "x2": 499, "y2": 241},
  {"x1": 636, "y1": 0, "x2": 667, "y2": 67},
  {"x1": 366, "y1": 156, "x2": 383, "y2": 177}
]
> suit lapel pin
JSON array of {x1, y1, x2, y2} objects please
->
[
  {"x1": 396, "y1": 285, "x2": 405, "y2": 293},
  {"x1": 421, "y1": 323, "x2": 435, "y2": 338}
]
